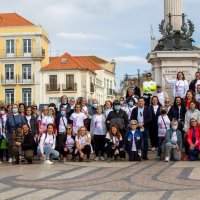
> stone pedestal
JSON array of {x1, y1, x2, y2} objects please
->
[
  {"x1": 147, "y1": 51, "x2": 200, "y2": 99},
  {"x1": 164, "y1": 0, "x2": 183, "y2": 31}
]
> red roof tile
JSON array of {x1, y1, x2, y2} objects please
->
[
  {"x1": 0, "y1": 13, "x2": 34, "y2": 27},
  {"x1": 88, "y1": 56, "x2": 108, "y2": 64}
]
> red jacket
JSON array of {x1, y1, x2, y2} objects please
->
[{"x1": 187, "y1": 128, "x2": 200, "y2": 150}]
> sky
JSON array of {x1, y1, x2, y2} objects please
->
[{"x1": 0, "y1": 0, "x2": 200, "y2": 89}]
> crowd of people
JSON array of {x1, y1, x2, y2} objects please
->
[{"x1": 0, "y1": 71, "x2": 200, "y2": 165}]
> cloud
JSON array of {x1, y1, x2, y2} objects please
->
[
  {"x1": 116, "y1": 42, "x2": 137, "y2": 50},
  {"x1": 57, "y1": 32, "x2": 109, "y2": 41},
  {"x1": 114, "y1": 55, "x2": 147, "y2": 65}
]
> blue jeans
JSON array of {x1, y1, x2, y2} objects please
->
[
  {"x1": 142, "y1": 127, "x2": 149, "y2": 158},
  {"x1": 37, "y1": 144, "x2": 59, "y2": 160}
]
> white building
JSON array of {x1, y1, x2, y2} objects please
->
[{"x1": 40, "y1": 53, "x2": 116, "y2": 106}]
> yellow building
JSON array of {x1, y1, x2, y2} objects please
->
[{"x1": 0, "y1": 13, "x2": 49, "y2": 105}]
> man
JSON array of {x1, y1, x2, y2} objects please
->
[
  {"x1": 131, "y1": 97, "x2": 152, "y2": 160},
  {"x1": 163, "y1": 119, "x2": 182, "y2": 162},
  {"x1": 106, "y1": 100, "x2": 129, "y2": 138},
  {"x1": 21, "y1": 124, "x2": 35, "y2": 164},
  {"x1": 129, "y1": 79, "x2": 141, "y2": 97},
  {"x1": 142, "y1": 73, "x2": 156, "y2": 106},
  {"x1": 152, "y1": 85, "x2": 168, "y2": 106},
  {"x1": 189, "y1": 72, "x2": 200, "y2": 93}
]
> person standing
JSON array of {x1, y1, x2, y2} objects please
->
[
  {"x1": 131, "y1": 97, "x2": 152, "y2": 160},
  {"x1": 128, "y1": 79, "x2": 141, "y2": 97},
  {"x1": 152, "y1": 85, "x2": 168, "y2": 106},
  {"x1": 189, "y1": 72, "x2": 200, "y2": 93},
  {"x1": 142, "y1": 73, "x2": 156, "y2": 106}
]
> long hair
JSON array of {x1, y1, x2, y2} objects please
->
[
  {"x1": 177, "y1": 71, "x2": 185, "y2": 80},
  {"x1": 109, "y1": 124, "x2": 121, "y2": 140},
  {"x1": 189, "y1": 118, "x2": 198, "y2": 129},
  {"x1": 185, "y1": 90, "x2": 196, "y2": 102},
  {"x1": 77, "y1": 126, "x2": 88, "y2": 139},
  {"x1": 151, "y1": 96, "x2": 162, "y2": 106}
]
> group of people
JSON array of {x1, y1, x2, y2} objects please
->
[{"x1": 0, "y1": 71, "x2": 200, "y2": 164}]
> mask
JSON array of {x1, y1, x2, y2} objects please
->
[
  {"x1": 12, "y1": 108, "x2": 18, "y2": 114},
  {"x1": 88, "y1": 102, "x2": 93, "y2": 107},
  {"x1": 161, "y1": 110, "x2": 166, "y2": 114},
  {"x1": 61, "y1": 111, "x2": 66, "y2": 116},
  {"x1": 0, "y1": 111, "x2": 5, "y2": 115},
  {"x1": 128, "y1": 102, "x2": 134, "y2": 107},
  {"x1": 172, "y1": 126, "x2": 177, "y2": 130},
  {"x1": 114, "y1": 105, "x2": 121, "y2": 111},
  {"x1": 120, "y1": 101, "x2": 124, "y2": 105},
  {"x1": 93, "y1": 104, "x2": 98, "y2": 109}
]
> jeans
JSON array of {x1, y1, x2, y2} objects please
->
[
  {"x1": 142, "y1": 127, "x2": 149, "y2": 158},
  {"x1": 164, "y1": 142, "x2": 180, "y2": 161},
  {"x1": 157, "y1": 136, "x2": 165, "y2": 157},
  {"x1": 37, "y1": 144, "x2": 59, "y2": 160}
]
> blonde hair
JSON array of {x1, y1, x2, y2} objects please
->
[{"x1": 77, "y1": 126, "x2": 88, "y2": 139}]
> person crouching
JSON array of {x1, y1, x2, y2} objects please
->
[{"x1": 124, "y1": 120, "x2": 143, "y2": 161}]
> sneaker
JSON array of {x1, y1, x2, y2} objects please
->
[
  {"x1": 63, "y1": 157, "x2": 67, "y2": 162},
  {"x1": 94, "y1": 156, "x2": 100, "y2": 161},
  {"x1": 183, "y1": 155, "x2": 189, "y2": 161},
  {"x1": 8, "y1": 158, "x2": 13, "y2": 163},
  {"x1": 151, "y1": 147, "x2": 156, "y2": 152},
  {"x1": 100, "y1": 156, "x2": 105, "y2": 161},
  {"x1": 44, "y1": 160, "x2": 53, "y2": 165},
  {"x1": 165, "y1": 157, "x2": 170, "y2": 162}
]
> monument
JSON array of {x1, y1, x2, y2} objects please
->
[{"x1": 147, "y1": 0, "x2": 200, "y2": 98}]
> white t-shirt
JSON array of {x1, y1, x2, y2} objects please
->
[
  {"x1": 38, "y1": 115, "x2": 54, "y2": 131},
  {"x1": 26, "y1": 115, "x2": 31, "y2": 127},
  {"x1": 131, "y1": 130, "x2": 136, "y2": 151},
  {"x1": 105, "y1": 108, "x2": 112, "y2": 118},
  {"x1": 70, "y1": 112, "x2": 87, "y2": 134},
  {"x1": 125, "y1": 106, "x2": 135, "y2": 120},
  {"x1": 158, "y1": 115, "x2": 170, "y2": 137},
  {"x1": 58, "y1": 116, "x2": 68, "y2": 133},
  {"x1": 65, "y1": 135, "x2": 75, "y2": 149},
  {"x1": 153, "y1": 105, "x2": 159, "y2": 115},
  {"x1": 75, "y1": 133, "x2": 91, "y2": 145},
  {"x1": 39, "y1": 133, "x2": 56, "y2": 154},
  {"x1": 93, "y1": 115, "x2": 105, "y2": 135},
  {"x1": 171, "y1": 132, "x2": 178, "y2": 142},
  {"x1": 195, "y1": 80, "x2": 200, "y2": 93}
]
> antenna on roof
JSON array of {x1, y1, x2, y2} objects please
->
[{"x1": 150, "y1": 24, "x2": 155, "y2": 40}]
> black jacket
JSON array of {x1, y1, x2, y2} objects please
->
[
  {"x1": 168, "y1": 105, "x2": 186, "y2": 122},
  {"x1": 126, "y1": 86, "x2": 141, "y2": 97},
  {"x1": 189, "y1": 79, "x2": 198, "y2": 93},
  {"x1": 21, "y1": 132, "x2": 35, "y2": 150},
  {"x1": 24, "y1": 115, "x2": 38, "y2": 135},
  {"x1": 130, "y1": 106, "x2": 152, "y2": 128},
  {"x1": 149, "y1": 105, "x2": 161, "y2": 123}
]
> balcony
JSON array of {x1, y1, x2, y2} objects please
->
[
  {"x1": 0, "y1": 48, "x2": 45, "y2": 59},
  {"x1": 107, "y1": 88, "x2": 115, "y2": 96},
  {"x1": 17, "y1": 75, "x2": 35, "y2": 84},
  {"x1": 1, "y1": 77, "x2": 17, "y2": 85},
  {"x1": 46, "y1": 84, "x2": 60, "y2": 92},
  {"x1": 0, "y1": 75, "x2": 35, "y2": 85},
  {"x1": 62, "y1": 83, "x2": 77, "y2": 92}
]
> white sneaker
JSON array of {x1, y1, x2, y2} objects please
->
[
  {"x1": 100, "y1": 156, "x2": 105, "y2": 161},
  {"x1": 44, "y1": 160, "x2": 53, "y2": 165},
  {"x1": 165, "y1": 157, "x2": 170, "y2": 162},
  {"x1": 94, "y1": 156, "x2": 100, "y2": 161},
  {"x1": 8, "y1": 158, "x2": 13, "y2": 163},
  {"x1": 151, "y1": 147, "x2": 156, "y2": 152}
]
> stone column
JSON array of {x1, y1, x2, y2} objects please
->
[{"x1": 164, "y1": 0, "x2": 183, "y2": 31}]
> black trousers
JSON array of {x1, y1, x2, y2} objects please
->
[
  {"x1": 77, "y1": 145, "x2": 91, "y2": 159},
  {"x1": 105, "y1": 145, "x2": 125, "y2": 159},
  {"x1": 61, "y1": 147, "x2": 75, "y2": 157},
  {"x1": 56, "y1": 134, "x2": 65, "y2": 154},
  {"x1": 93, "y1": 135, "x2": 105, "y2": 157},
  {"x1": 149, "y1": 122, "x2": 158, "y2": 148},
  {"x1": 157, "y1": 136, "x2": 165, "y2": 157},
  {"x1": 128, "y1": 151, "x2": 141, "y2": 161}
]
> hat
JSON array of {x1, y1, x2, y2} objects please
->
[{"x1": 113, "y1": 100, "x2": 120, "y2": 105}]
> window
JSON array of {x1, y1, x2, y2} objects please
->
[
  {"x1": 107, "y1": 79, "x2": 109, "y2": 88},
  {"x1": 22, "y1": 64, "x2": 31, "y2": 79},
  {"x1": 6, "y1": 40, "x2": 14, "y2": 55},
  {"x1": 22, "y1": 88, "x2": 31, "y2": 106},
  {"x1": 5, "y1": 89, "x2": 14, "y2": 104},
  {"x1": 5, "y1": 64, "x2": 14, "y2": 80},
  {"x1": 23, "y1": 39, "x2": 31, "y2": 54},
  {"x1": 49, "y1": 97, "x2": 60, "y2": 108},
  {"x1": 110, "y1": 80, "x2": 112, "y2": 89},
  {"x1": 66, "y1": 75, "x2": 74, "y2": 89},
  {"x1": 49, "y1": 75, "x2": 57, "y2": 90}
]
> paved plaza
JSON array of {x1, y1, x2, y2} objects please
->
[{"x1": 0, "y1": 155, "x2": 200, "y2": 200}]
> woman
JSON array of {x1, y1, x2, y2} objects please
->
[
  {"x1": 163, "y1": 72, "x2": 189, "y2": 98},
  {"x1": 126, "y1": 87, "x2": 139, "y2": 101},
  {"x1": 185, "y1": 90, "x2": 196, "y2": 110},
  {"x1": 75, "y1": 126, "x2": 91, "y2": 161},
  {"x1": 157, "y1": 106, "x2": 171, "y2": 160},
  {"x1": 19, "y1": 103, "x2": 26, "y2": 116},
  {"x1": 124, "y1": 120, "x2": 143, "y2": 161},
  {"x1": 164, "y1": 98, "x2": 172, "y2": 114},
  {"x1": 187, "y1": 118, "x2": 200, "y2": 161},
  {"x1": 149, "y1": 96, "x2": 161, "y2": 151},
  {"x1": 37, "y1": 123, "x2": 59, "y2": 165},
  {"x1": 168, "y1": 97, "x2": 186, "y2": 132},
  {"x1": 90, "y1": 106, "x2": 107, "y2": 161},
  {"x1": 55, "y1": 107, "x2": 68, "y2": 155},
  {"x1": 195, "y1": 84, "x2": 200, "y2": 107},
  {"x1": 125, "y1": 98, "x2": 136, "y2": 120},
  {"x1": 104, "y1": 100, "x2": 113, "y2": 118},
  {"x1": 119, "y1": 97, "x2": 127, "y2": 111},
  {"x1": 61, "y1": 124, "x2": 76, "y2": 161},
  {"x1": 24, "y1": 106, "x2": 38, "y2": 136},
  {"x1": 69, "y1": 104, "x2": 87, "y2": 134},
  {"x1": 6, "y1": 104, "x2": 25, "y2": 163},
  {"x1": 31, "y1": 105, "x2": 39, "y2": 121},
  {"x1": 105, "y1": 125, "x2": 125, "y2": 162},
  {"x1": 58, "y1": 95, "x2": 72, "y2": 116},
  {"x1": 0, "y1": 106, "x2": 8, "y2": 162}
]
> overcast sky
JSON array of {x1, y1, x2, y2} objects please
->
[{"x1": 0, "y1": 0, "x2": 199, "y2": 88}]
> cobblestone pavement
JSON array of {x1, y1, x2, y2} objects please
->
[{"x1": 0, "y1": 156, "x2": 200, "y2": 200}]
